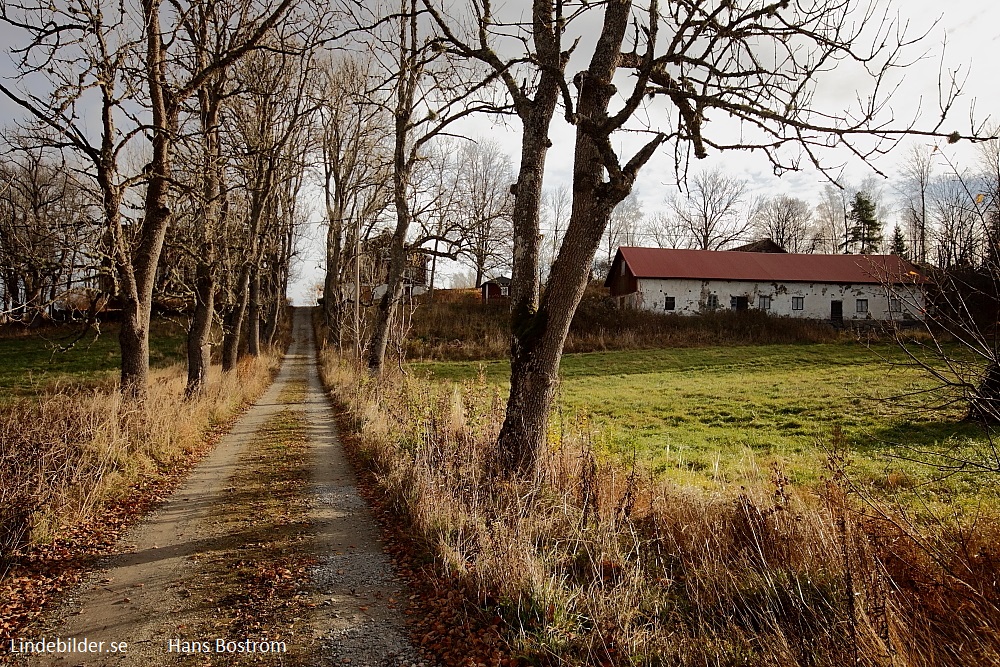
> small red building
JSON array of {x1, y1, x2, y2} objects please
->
[{"x1": 480, "y1": 276, "x2": 511, "y2": 302}]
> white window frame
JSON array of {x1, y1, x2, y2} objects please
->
[
  {"x1": 500, "y1": 285, "x2": 509, "y2": 296},
  {"x1": 664, "y1": 296, "x2": 676, "y2": 311},
  {"x1": 706, "y1": 294, "x2": 719, "y2": 310},
  {"x1": 759, "y1": 295, "x2": 772, "y2": 310},
  {"x1": 889, "y1": 297, "x2": 901, "y2": 312},
  {"x1": 791, "y1": 296, "x2": 804, "y2": 311},
  {"x1": 856, "y1": 298, "x2": 869, "y2": 314}
]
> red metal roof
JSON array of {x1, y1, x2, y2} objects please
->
[{"x1": 607, "y1": 247, "x2": 925, "y2": 285}]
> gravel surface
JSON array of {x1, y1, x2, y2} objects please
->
[
  {"x1": 314, "y1": 485, "x2": 374, "y2": 512},
  {"x1": 323, "y1": 619, "x2": 430, "y2": 666},
  {"x1": 299, "y1": 308, "x2": 435, "y2": 667},
  {"x1": 313, "y1": 552, "x2": 400, "y2": 591}
]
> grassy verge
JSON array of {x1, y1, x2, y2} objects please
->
[{"x1": 320, "y1": 347, "x2": 1000, "y2": 666}]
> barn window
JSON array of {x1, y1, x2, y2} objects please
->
[
  {"x1": 664, "y1": 296, "x2": 675, "y2": 311},
  {"x1": 889, "y1": 297, "x2": 901, "y2": 312},
  {"x1": 856, "y1": 299, "x2": 869, "y2": 314},
  {"x1": 759, "y1": 295, "x2": 772, "y2": 310},
  {"x1": 621, "y1": 261, "x2": 626, "y2": 276},
  {"x1": 706, "y1": 294, "x2": 719, "y2": 310},
  {"x1": 792, "y1": 296, "x2": 804, "y2": 310},
  {"x1": 500, "y1": 285, "x2": 509, "y2": 296}
]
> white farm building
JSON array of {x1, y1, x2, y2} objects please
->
[{"x1": 605, "y1": 247, "x2": 926, "y2": 323}]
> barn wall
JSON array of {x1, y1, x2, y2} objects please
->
[{"x1": 631, "y1": 278, "x2": 925, "y2": 321}]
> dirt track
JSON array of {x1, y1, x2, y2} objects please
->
[{"x1": 10, "y1": 309, "x2": 425, "y2": 666}]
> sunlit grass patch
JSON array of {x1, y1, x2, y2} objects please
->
[{"x1": 415, "y1": 342, "x2": 995, "y2": 502}]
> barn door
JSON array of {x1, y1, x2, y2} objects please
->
[{"x1": 831, "y1": 300, "x2": 843, "y2": 324}]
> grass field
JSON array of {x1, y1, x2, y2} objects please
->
[
  {"x1": 0, "y1": 319, "x2": 188, "y2": 400},
  {"x1": 413, "y1": 342, "x2": 995, "y2": 500}
]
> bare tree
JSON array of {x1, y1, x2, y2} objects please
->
[
  {"x1": 900, "y1": 143, "x2": 935, "y2": 264},
  {"x1": 427, "y1": 0, "x2": 982, "y2": 477},
  {"x1": 455, "y1": 138, "x2": 514, "y2": 287},
  {"x1": 976, "y1": 126, "x2": 1000, "y2": 270},
  {"x1": 540, "y1": 185, "x2": 571, "y2": 281},
  {"x1": 752, "y1": 195, "x2": 814, "y2": 253},
  {"x1": 813, "y1": 183, "x2": 851, "y2": 253},
  {"x1": 413, "y1": 138, "x2": 465, "y2": 297},
  {"x1": 667, "y1": 169, "x2": 750, "y2": 250},
  {"x1": 0, "y1": 0, "x2": 300, "y2": 398},
  {"x1": 0, "y1": 144, "x2": 95, "y2": 321},
  {"x1": 362, "y1": 0, "x2": 498, "y2": 374},
  {"x1": 223, "y1": 41, "x2": 318, "y2": 367},
  {"x1": 930, "y1": 174, "x2": 981, "y2": 269},
  {"x1": 317, "y1": 55, "x2": 392, "y2": 348},
  {"x1": 601, "y1": 192, "x2": 644, "y2": 272}
]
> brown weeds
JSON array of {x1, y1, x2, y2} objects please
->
[
  {"x1": 406, "y1": 285, "x2": 842, "y2": 361},
  {"x1": 321, "y1": 350, "x2": 1000, "y2": 666}
]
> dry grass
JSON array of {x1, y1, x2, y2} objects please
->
[
  {"x1": 405, "y1": 284, "x2": 842, "y2": 362},
  {"x1": 320, "y1": 350, "x2": 1000, "y2": 666},
  {"x1": 0, "y1": 354, "x2": 280, "y2": 570}
]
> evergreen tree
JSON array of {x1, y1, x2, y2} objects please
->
[
  {"x1": 890, "y1": 225, "x2": 908, "y2": 258},
  {"x1": 845, "y1": 191, "x2": 882, "y2": 254}
]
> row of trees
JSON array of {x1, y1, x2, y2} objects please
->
[{"x1": 0, "y1": 0, "x2": 323, "y2": 396}]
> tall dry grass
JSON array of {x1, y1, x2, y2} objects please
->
[
  {"x1": 406, "y1": 285, "x2": 842, "y2": 361},
  {"x1": 321, "y1": 351, "x2": 1000, "y2": 666},
  {"x1": 0, "y1": 355, "x2": 279, "y2": 570}
]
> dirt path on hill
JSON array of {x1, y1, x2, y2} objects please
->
[{"x1": 8, "y1": 309, "x2": 427, "y2": 667}]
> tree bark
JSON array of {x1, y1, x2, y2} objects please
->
[
  {"x1": 365, "y1": 205, "x2": 408, "y2": 372},
  {"x1": 323, "y1": 203, "x2": 345, "y2": 345},
  {"x1": 247, "y1": 267, "x2": 261, "y2": 356},
  {"x1": 186, "y1": 255, "x2": 214, "y2": 395},
  {"x1": 222, "y1": 266, "x2": 250, "y2": 371},
  {"x1": 186, "y1": 76, "x2": 224, "y2": 396},
  {"x1": 365, "y1": 1, "x2": 417, "y2": 374}
]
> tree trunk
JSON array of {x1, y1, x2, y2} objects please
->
[
  {"x1": 119, "y1": 0, "x2": 177, "y2": 400},
  {"x1": 186, "y1": 79, "x2": 223, "y2": 396},
  {"x1": 262, "y1": 295, "x2": 281, "y2": 347},
  {"x1": 495, "y1": 0, "x2": 640, "y2": 477},
  {"x1": 324, "y1": 210, "x2": 344, "y2": 346},
  {"x1": 186, "y1": 256, "x2": 214, "y2": 396},
  {"x1": 365, "y1": 229, "x2": 407, "y2": 372},
  {"x1": 491, "y1": 94, "x2": 561, "y2": 475},
  {"x1": 366, "y1": 4, "x2": 417, "y2": 374},
  {"x1": 222, "y1": 266, "x2": 250, "y2": 371},
  {"x1": 248, "y1": 267, "x2": 261, "y2": 357},
  {"x1": 119, "y1": 294, "x2": 151, "y2": 399},
  {"x1": 428, "y1": 240, "x2": 438, "y2": 300}
]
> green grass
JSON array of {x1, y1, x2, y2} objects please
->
[
  {"x1": 0, "y1": 318, "x2": 188, "y2": 400},
  {"x1": 412, "y1": 342, "x2": 996, "y2": 502}
]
